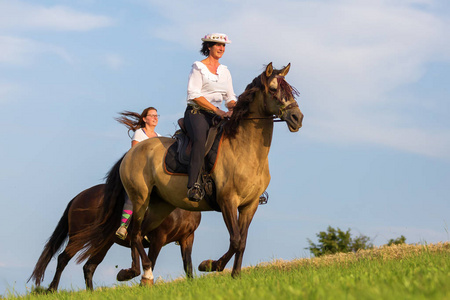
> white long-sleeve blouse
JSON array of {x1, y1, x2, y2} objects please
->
[{"x1": 186, "y1": 61, "x2": 237, "y2": 108}]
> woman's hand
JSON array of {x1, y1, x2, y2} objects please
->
[
  {"x1": 224, "y1": 110, "x2": 233, "y2": 118},
  {"x1": 214, "y1": 108, "x2": 227, "y2": 118},
  {"x1": 224, "y1": 101, "x2": 235, "y2": 118}
]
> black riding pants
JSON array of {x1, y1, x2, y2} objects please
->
[{"x1": 184, "y1": 106, "x2": 215, "y2": 188}]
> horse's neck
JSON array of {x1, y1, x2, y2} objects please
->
[
  {"x1": 239, "y1": 123, "x2": 272, "y2": 164},
  {"x1": 231, "y1": 94, "x2": 274, "y2": 160}
]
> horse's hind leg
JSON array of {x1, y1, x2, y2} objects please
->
[
  {"x1": 118, "y1": 190, "x2": 175, "y2": 285},
  {"x1": 134, "y1": 230, "x2": 166, "y2": 286},
  {"x1": 116, "y1": 184, "x2": 149, "y2": 282},
  {"x1": 83, "y1": 240, "x2": 114, "y2": 290},
  {"x1": 179, "y1": 233, "x2": 195, "y2": 278},
  {"x1": 140, "y1": 200, "x2": 176, "y2": 285},
  {"x1": 127, "y1": 209, "x2": 152, "y2": 285},
  {"x1": 47, "y1": 249, "x2": 74, "y2": 291}
]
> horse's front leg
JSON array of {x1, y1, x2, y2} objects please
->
[
  {"x1": 179, "y1": 233, "x2": 195, "y2": 278},
  {"x1": 231, "y1": 204, "x2": 258, "y2": 277},
  {"x1": 198, "y1": 199, "x2": 240, "y2": 272},
  {"x1": 198, "y1": 244, "x2": 235, "y2": 272}
]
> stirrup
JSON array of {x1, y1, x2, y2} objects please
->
[
  {"x1": 259, "y1": 191, "x2": 269, "y2": 205},
  {"x1": 116, "y1": 225, "x2": 128, "y2": 240},
  {"x1": 187, "y1": 183, "x2": 205, "y2": 202}
]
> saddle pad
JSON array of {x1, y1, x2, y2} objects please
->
[{"x1": 164, "y1": 131, "x2": 224, "y2": 175}]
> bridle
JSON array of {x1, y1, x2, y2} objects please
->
[{"x1": 242, "y1": 75, "x2": 299, "y2": 122}]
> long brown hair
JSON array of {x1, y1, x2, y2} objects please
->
[{"x1": 115, "y1": 107, "x2": 157, "y2": 133}]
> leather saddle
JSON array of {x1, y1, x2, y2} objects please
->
[
  {"x1": 164, "y1": 118, "x2": 224, "y2": 176},
  {"x1": 163, "y1": 118, "x2": 224, "y2": 212}
]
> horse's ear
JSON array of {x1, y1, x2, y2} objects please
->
[
  {"x1": 280, "y1": 63, "x2": 291, "y2": 77},
  {"x1": 265, "y1": 62, "x2": 273, "y2": 77}
]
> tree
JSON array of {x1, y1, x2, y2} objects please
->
[
  {"x1": 387, "y1": 235, "x2": 406, "y2": 246},
  {"x1": 307, "y1": 226, "x2": 373, "y2": 257},
  {"x1": 350, "y1": 234, "x2": 373, "y2": 252}
]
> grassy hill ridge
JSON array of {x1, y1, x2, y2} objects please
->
[
  {"x1": 254, "y1": 241, "x2": 450, "y2": 270},
  {"x1": 6, "y1": 242, "x2": 450, "y2": 299}
]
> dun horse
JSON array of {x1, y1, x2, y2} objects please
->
[
  {"x1": 73, "y1": 63, "x2": 303, "y2": 285},
  {"x1": 29, "y1": 157, "x2": 201, "y2": 291}
]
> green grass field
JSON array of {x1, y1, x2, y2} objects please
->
[{"x1": 4, "y1": 242, "x2": 449, "y2": 300}]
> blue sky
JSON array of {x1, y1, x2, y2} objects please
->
[{"x1": 1, "y1": 0, "x2": 449, "y2": 296}]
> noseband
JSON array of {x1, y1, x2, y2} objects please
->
[{"x1": 240, "y1": 101, "x2": 298, "y2": 122}]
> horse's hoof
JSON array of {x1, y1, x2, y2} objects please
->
[
  {"x1": 140, "y1": 277, "x2": 154, "y2": 286},
  {"x1": 117, "y1": 268, "x2": 139, "y2": 281},
  {"x1": 198, "y1": 260, "x2": 215, "y2": 272},
  {"x1": 231, "y1": 270, "x2": 241, "y2": 278}
]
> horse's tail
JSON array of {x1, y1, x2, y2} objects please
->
[
  {"x1": 27, "y1": 198, "x2": 73, "y2": 286},
  {"x1": 67, "y1": 154, "x2": 126, "y2": 263}
]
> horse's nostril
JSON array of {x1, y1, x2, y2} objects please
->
[{"x1": 292, "y1": 114, "x2": 299, "y2": 122}]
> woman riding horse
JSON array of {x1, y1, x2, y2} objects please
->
[
  {"x1": 71, "y1": 61, "x2": 303, "y2": 285},
  {"x1": 185, "y1": 33, "x2": 236, "y2": 202},
  {"x1": 115, "y1": 107, "x2": 162, "y2": 240}
]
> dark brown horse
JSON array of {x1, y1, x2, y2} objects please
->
[
  {"x1": 68, "y1": 63, "x2": 303, "y2": 284},
  {"x1": 28, "y1": 158, "x2": 201, "y2": 291}
]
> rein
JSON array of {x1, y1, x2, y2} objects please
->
[
  {"x1": 241, "y1": 116, "x2": 285, "y2": 122},
  {"x1": 241, "y1": 99, "x2": 299, "y2": 122}
]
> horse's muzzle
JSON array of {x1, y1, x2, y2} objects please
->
[{"x1": 283, "y1": 108, "x2": 303, "y2": 132}]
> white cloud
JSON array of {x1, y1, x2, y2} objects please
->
[
  {"x1": 0, "y1": 2, "x2": 113, "y2": 68},
  {"x1": 0, "y1": 35, "x2": 72, "y2": 66},
  {"x1": 144, "y1": 0, "x2": 450, "y2": 159},
  {"x1": 103, "y1": 53, "x2": 124, "y2": 70},
  {"x1": 0, "y1": 1, "x2": 113, "y2": 32}
]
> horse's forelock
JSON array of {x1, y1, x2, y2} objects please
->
[{"x1": 278, "y1": 77, "x2": 300, "y2": 102}]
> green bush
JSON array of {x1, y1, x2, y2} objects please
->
[
  {"x1": 307, "y1": 226, "x2": 373, "y2": 257},
  {"x1": 387, "y1": 235, "x2": 406, "y2": 246}
]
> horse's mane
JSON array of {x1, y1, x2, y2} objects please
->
[
  {"x1": 224, "y1": 66, "x2": 299, "y2": 138},
  {"x1": 223, "y1": 75, "x2": 264, "y2": 138}
]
